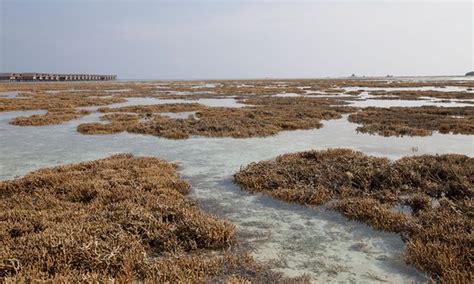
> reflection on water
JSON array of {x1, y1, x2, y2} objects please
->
[{"x1": 3, "y1": 108, "x2": 473, "y2": 281}]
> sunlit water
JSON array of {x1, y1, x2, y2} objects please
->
[{"x1": 3, "y1": 105, "x2": 474, "y2": 282}]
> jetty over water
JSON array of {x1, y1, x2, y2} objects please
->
[{"x1": 0, "y1": 73, "x2": 117, "y2": 82}]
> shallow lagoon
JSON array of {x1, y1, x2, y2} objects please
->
[
  {"x1": 2, "y1": 77, "x2": 474, "y2": 282},
  {"x1": 2, "y1": 104, "x2": 473, "y2": 281}
]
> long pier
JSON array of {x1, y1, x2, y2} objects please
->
[{"x1": 0, "y1": 73, "x2": 117, "y2": 82}]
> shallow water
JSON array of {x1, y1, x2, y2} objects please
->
[
  {"x1": 80, "y1": 97, "x2": 246, "y2": 111},
  {"x1": 274, "y1": 93, "x2": 302, "y2": 97},
  {"x1": 45, "y1": 89, "x2": 91, "y2": 94},
  {"x1": 3, "y1": 106, "x2": 474, "y2": 282},
  {"x1": 191, "y1": 83, "x2": 219, "y2": 88},
  {"x1": 342, "y1": 86, "x2": 474, "y2": 93},
  {"x1": 389, "y1": 76, "x2": 474, "y2": 82},
  {"x1": 2, "y1": 78, "x2": 474, "y2": 281},
  {"x1": 348, "y1": 98, "x2": 473, "y2": 108},
  {"x1": 104, "y1": 88, "x2": 132, "y2": 93},
  {"x1": 274, "y1": 92, "x2": 354, "y2": 98},
  {"x1": 161, "y1": 90, "x2": 217, "y2": 96},
  {"x1": 0, "y1": 91, "x2": 20, "y2": 98},
  {"x1": 160, "y1": 111, "x2": 197, "y2": 119}
]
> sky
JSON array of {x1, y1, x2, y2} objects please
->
[{"x1": 0, "y1": 0, "x2": 473, "y2": 79}]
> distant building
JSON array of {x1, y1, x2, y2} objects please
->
[
  {"x1": 0, "y1": 73, "x2": 11, "y2": 80},
  {"x1": 10, "y1": 73, "x2": 20, "y2": 81},
  {"x1": 20, "y1": 73, "x2": 38, "y2": 81}
]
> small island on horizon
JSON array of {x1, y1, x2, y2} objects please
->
[{"x1": 466, "y1": 71, "x2": 474, "y2": 76}]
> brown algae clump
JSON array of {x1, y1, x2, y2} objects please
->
[
  {"x1": 369, "y1": 90, "x2": 474, "y2": 100},
  {"x1": 348, "y1": 106, "x2": 474, "y2": 136},
  {"x1": 1, "y1": 80, "x2": 472, "y2": 138},
  {"x1": 78, "y1": 103, "x2": 344, "y2": 139},
  {"x1": 9, "y1": 108, "x2": 91, "y2": 126},
  {"x1": 234, "y1": 149, "x2": 473, "y2": 281},
  {"x1": 0, "y1": 154, "x2": 294, "y2": 282}
]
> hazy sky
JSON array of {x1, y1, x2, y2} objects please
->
[{"x1": 1, "y1": 0, "x2": 473, "y2": 79}]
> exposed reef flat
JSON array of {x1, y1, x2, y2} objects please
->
[
  {"x1": 234, "y1": 149, "x2": 473, "y2": 282},
  {"x1": 1, "y1": 78, "x2": 472, "y2": 138},
  {"x1": 0, "y1": 154, "x2": 299, "y2": 282}
]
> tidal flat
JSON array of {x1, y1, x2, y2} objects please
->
[{"x1": 0, "y1": 77, "x2": 473, "y2": 282}]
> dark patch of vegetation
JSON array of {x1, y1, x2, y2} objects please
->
[
  {"x1": 9, "y1": 108, "x2": 91, "y2": 126},
  {"x1": 234, "y1": 149, "x2": 473, "y2": 281},
  {"x1": 1, "y1": 80, "x2": 471, "y2": 138},
  {"x1": 0, "y1": 92, "x2": 124, "y2": 113},
  {"x1": 369, "y1": 90, "x2": 474, "y2": 100},
  {"x1": 78, "y1": 103, "x2": 347, "y2": 139},
  {"x1": 97, "y1": 103, "x2": 207, "y2": 114},
  {"x1": 0, "y1": 154, "x2": 301, "y2": 282},
  {"x1": 348, "y1": 106, "x2": 474, "y2": 136}
]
